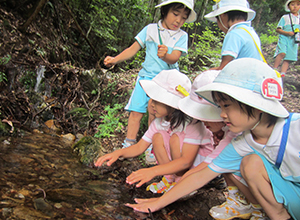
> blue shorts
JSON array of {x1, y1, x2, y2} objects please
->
[
  {"x1": 274, "y1": 36, "x2": 298, "y2": 61},
  {"x1": 258, "y1": 154, "x2": 300, "y2": 220},
  {"x1": 125, "y1": 75, "x2": 152, "y2": 113}
]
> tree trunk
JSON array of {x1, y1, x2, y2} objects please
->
[{"x1": 18, "y1": 0, "x2": 48, "y2": 33}]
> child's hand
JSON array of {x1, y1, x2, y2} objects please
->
[
  {"x1": 288, "y1": 31, "x2": 295, "y2": 36},
  {"x1": 125, "y1": 198, "x2": 160, "y2": 213},
  {"x1": 94, "y1": 152, "x2": 119, "y2": 167},
  {"x1": 157, "y1": 45, "x2": 168, "y2": 59},
  {"x1": 126, "y1": 168, "x2": 155, "y2": 187},
  {"x1": 104, "y1": 56, "x2": 116, "y2": 67}
]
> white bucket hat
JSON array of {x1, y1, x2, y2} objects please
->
[
  {"x1": 285, "y1": 0, "x2": 300, "y2": 12},
  {"x1": 204, "y1": 0, "x2": 256, "y2": 22},
  {"x1": 195, "y1": 58, "x2": 289, "y2": 118},
  {"x1": 155, "y1": 0, "x2": 197, "y2": 23},
  {"x1": 178, "y1": 70, "x2": 223, "y2": 122},
  {"x1": 140, "y1": 69, "x2": 192, "y2": 109}
]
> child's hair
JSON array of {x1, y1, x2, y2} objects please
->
[
  {"x1": 212, "y1": 91, "x2": 277, "y2": 127},
  {"x1": 165, "y1": 108, "x2": 192, "y2": 131},
  {"x1": 226, "y1": 10, "x2": 248, "y2": 22},
  {"x1": 160, "y1": 3, "x2": 191, "y2": 21}
]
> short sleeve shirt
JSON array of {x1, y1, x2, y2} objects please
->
[
  {"x1": 221, "y1": 22, "x2": 263, "y2": 61},
  {"x1": 209, "y1": 113, "x2": 300, "y2": 183},
  {"x1": 135, "y1": 20, "x2": 188, "y2": 78},
  {"x1": 142, "y1": 118, "x2": 209, "y2": 146}
]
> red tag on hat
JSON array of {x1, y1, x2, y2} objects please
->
[{"x1": 261, "y1": 78, "x2": 283, "y2": 100}]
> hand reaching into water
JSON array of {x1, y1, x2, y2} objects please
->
[
  {"x1": 126, "y1": 168, "x2": 156, "y2": 187},
  {"x1": 125, "y1": 197, "x2": 161, "y2": 213},
  {"x1": 94, "y1": 151, "x2": 120, "y2": 167}
]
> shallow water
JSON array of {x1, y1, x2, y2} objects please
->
[
  {"x1": 0, "y1": 133, "x2": 153, "y2": 219},
  {"x1": 0, "y1": 132, "x2": 223, "y2": 219}
]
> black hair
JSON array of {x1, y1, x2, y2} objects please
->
[
  {"x1": 225, "y1": 10, "x2": 248, "y2": 22},
  {"x1": 160, "y1": 3, "x2": 191, "y2": 21},
  {"x1": 166, "y1": 108, "x2": 192, "y2": 131},
  {"x1": 212, "y1": 91, "x2": 278, "y2": 127}
]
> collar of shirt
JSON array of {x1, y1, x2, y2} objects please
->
[
  {"x1": 158, "y1": 20, "x2": 181, "y2": 37},
  {"x1": 227, "y1": 21, "x2": 251, "y2": 34},
  {"x1": 243, "y1": 117, "x2": 285, "y2": 149}
]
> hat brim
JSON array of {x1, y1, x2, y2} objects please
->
[
  {"x1": 140, "y1": 80, "x2": 181, "y2": 109},
  {"x1": 155, "y1": 1, "x2": 197, "y2": 23},
  {"x1": 195, "y1": 82, "x2": 289, "y2": 118},
  {"x1": 204, "y1": 6, "x2": 256, "y2": 22},
  {"x1": 178, "y1": 96, "x2": 223, "y2": 122}
]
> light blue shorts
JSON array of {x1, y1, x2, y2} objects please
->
[
  {"x1": 125, "y1": 75, "x2": 152, "y2": 113},
  {"x1": 274, "y1": 36, "x2": 299, "y2": 61},
  {"x1": 258, "y1": 154, "x2": 300, "y2": 220}
]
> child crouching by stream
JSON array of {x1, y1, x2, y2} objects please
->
[{"x1": 94, "y1": 69, "x2": 213, "y2": 193}]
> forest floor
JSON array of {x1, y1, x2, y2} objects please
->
[{"x1": 1, "y1": 4, "x2": 300, "y2": 220}]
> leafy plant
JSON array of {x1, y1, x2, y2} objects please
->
[
  {"x1": 94, "y1": 104, "x2": 124, "y2": 139},
  {"x1": 20, "y1": 70, "x2": 37, "y2": 90},
  {"x1": 0, "y1": 54, "x2": 11, "y2": 83},
  {"x1": 180, "y1": 25, "x2": 223, "y2": 72},
  {"x1": 260, "y1": 22, "x2": 279, "y2": 45}
]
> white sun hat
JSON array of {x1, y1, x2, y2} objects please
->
[
  {"x1": 140, "y1": 69, "x2": 192, "y2": 109},
  {"x1": 178, "y1": 70, "x2": 223, "y2": 121},
  {"x1": 285, "y1": 0, "x2": 300, "y2": 12},
  {"x1": 204, "y1": 0, "x2": 256, "y2": 22},
  {"x1": 155, "y1": 0, "x2": 197, "y2": 23},
  {"x1": 195, "y1": 58, "x2": 289, "y2": 118}
]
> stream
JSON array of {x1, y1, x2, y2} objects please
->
[{"x1": 0, "y1": 132, "x2": 225, "y2": 220}]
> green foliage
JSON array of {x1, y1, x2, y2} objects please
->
[
  {"x1": 260, "y1": 23, "x2": 279, "y2": 45},
  {"x1": 20, "y1": 70, "x2": 36, "y2": 90},
  {"x1": 94, "y1": 104, "x2": 124, "y2": 139},
  {"x1": 0, "y1": 54, "x2": 11, "y2": 83},
  {"x1": 180, "y1": 25, "x2": 223, "y2": 72},
  {"x1": 66, "y1": 0, "x2": 153, "y2": 58}
]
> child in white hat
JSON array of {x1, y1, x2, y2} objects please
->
[
  {"x1": 95, "y1": 69, "x2": 214, "y2": 194},
  {"x1": 103, "y1": 0, "x2": 197, "y2": 164},
  {"x1": 274, "y1": 0, "x2": 300, "y2": 78},
  {"x1": 204, "y1": 0, "x2": 263, "y2": 70},
  {"x1": 125, "y1": 58, "x2": 299, "y2": 220}
]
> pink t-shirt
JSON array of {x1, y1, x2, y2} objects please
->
[
  {"x1": 203, "y1": 127, "x2": 240, "y2": 164},
  {"x1": 142, "y1": 118, "x2": 214, "y2": 166}
]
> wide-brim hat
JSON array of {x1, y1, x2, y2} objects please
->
[
  {"x1": 179, "y1": 70, "x2": 223, "y2": 121},
  {"x1": 155, "y1": 0, "x2": 197, "y2": 23},
  {"x1": 140, "y1": 69, "x2": 192, "y2": 109},
  {"x1": 204, "y1": 0, "x2": 256, "y2": 22},
  {"x1": 195, "y1": 58, "x2": 289, "y2": 118},
  {"x1": 285, "y1": 0, "x2": 300, "y2": 12}
]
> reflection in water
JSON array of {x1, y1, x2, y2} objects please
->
[{"x1": 0, "y1": 133, "x2": 150, "y2": 219}]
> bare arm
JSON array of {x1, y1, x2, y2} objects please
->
[
  {"x1": 213, "y1": 55, "x2": 234, "y2": 70},
  {"x1": 104, "y1": 41, "x2": 141, "y2": 67},
  {"x1": 94, "y1": 139, "x2": 150, "y2": 167},
  {"x1": 125, "y1": 166, "x2": 220, "y2": 213},
  {"x1": 180, "y1": 161, "x2": 209, "y2": 180},
  {"x1": 276, "y1": 27, "x2": 295, "y2": 36},
  {"x1": 157, "y1": 45, "x2": 182, "y2": 64},
  {"x1": 126, "y1": 143, "x2": 199, "y2": 187}
]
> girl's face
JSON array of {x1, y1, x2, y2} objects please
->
[
  {"x1": 151, "y1": 99, "x2": 173, "y2": 119},
  {"x1": 289, "y1": 1, "x2": 300, "y2": 15},
  {"x1": 203, "y1": 121, "x2": 225, "y2": 133},
  {"x1": 161, "y1": 7, "x2": 189, "y2": 30},
  {"x1": 216, "y1": 97, "x2": 261, "y2": 134}
]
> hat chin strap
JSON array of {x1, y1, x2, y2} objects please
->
[
  {"x1": 251, "y1": 113, "x2": 262, "y2": 131},
  {"x1": 219, "y1": 16, "x2": 228, "y2": 31}
]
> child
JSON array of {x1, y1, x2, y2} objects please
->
[
  {"x1": 126, "y1": 58, "x2": 299, "y2": 220},
  {"x1": 94, "y1": 69, "x2": 213, "y2": 194},
  {"x1": 103, "y1": 0, "x2": 196, "y2": 160},
  {"x1": 274, "y1": 0, "x2": 300, "y2": 78},
  {"x1": 204, "y1": 0, "x2": 263, "y2": 70}
]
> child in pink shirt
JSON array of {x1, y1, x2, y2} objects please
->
[{"x1": 94, "y1": 69, "x2": 213, "y2": 194}]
